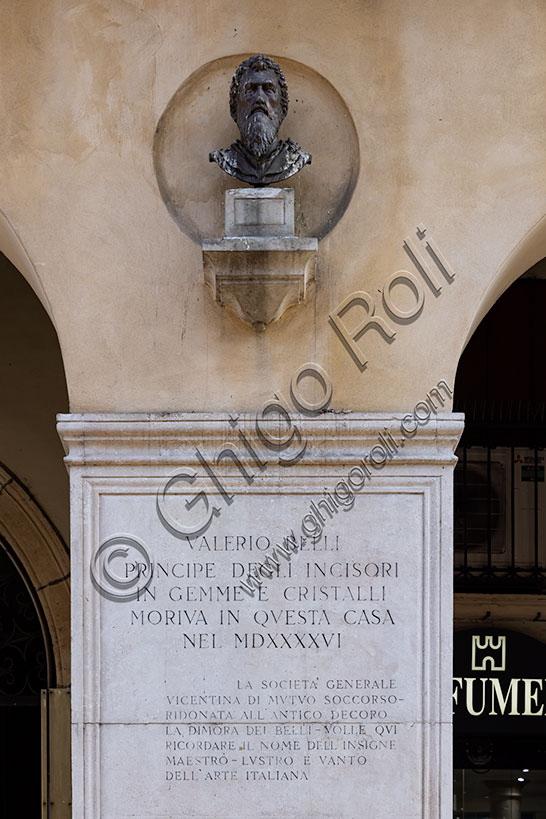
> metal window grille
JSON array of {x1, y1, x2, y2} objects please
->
[{"x1": 454, "y1": 444, "x2": 546, "y2": 593}]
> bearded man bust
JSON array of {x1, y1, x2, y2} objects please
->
[{"x1": 209, "y1": 54, "x2": 311, "y2": 187}]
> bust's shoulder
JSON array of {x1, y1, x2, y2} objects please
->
[
  {"x1": 209, "y1": 142, "x2": 242, "y2": 174},
  {"x1": 282, "y1": 138, "x2": 312, "y2": 167}
]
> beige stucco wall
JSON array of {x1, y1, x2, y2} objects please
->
[{"x1": 1, "y1": 0, "x2": 545, "y2": 412}]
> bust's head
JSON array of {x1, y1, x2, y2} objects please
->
[
  {"x1": 209, "y1": 54, "x2": 310, "y2": 185},
  {"x1": 229, "y1": 55, "x2": 289, "y2": 157}
]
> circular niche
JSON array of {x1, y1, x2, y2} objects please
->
[{"x1": 154, "y1": 54, "x2": 360, "y2": 243}]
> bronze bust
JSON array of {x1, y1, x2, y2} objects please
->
[{"x1": 209, "y1": 54, "x2": 311, "y2": 187}]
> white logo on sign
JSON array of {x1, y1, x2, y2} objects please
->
[{"x1": 471, "y1": 635, "x2": 506, "y2": 671}]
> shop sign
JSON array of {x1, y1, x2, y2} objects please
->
[{"x1": 454, "y1": 629, "x2": 546, "y2": 736}]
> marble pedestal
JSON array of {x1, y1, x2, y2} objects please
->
[
  {"x1": 58, "y1": 412, "x2": 463, "y2": 819},
  {"x1": 202, "y1": 189, "x2": 317, "y2": 329}
]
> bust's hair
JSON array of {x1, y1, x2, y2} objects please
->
[{"x1": 230, "y1": 54, "x2": 289, "y2": 122}]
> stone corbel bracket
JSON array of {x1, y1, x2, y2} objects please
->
[{"x1": 202, "y1": 189, "x2": 317, "y2": 330}]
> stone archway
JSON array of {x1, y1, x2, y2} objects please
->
[{"x1": 0, "y1": 463, "x2": 69, "y2": 685}]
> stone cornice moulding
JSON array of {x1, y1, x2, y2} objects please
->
[{"x1": 57, "y1": 412, "x2": 464, "y2": 468}]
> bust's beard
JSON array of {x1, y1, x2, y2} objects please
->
[{"x1": 239, "y1": 112, "x2": 279, "y2": 158}]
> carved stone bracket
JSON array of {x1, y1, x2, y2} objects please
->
[{"x1": 202, "y1": 189, "x2": 317, "y2": 330}]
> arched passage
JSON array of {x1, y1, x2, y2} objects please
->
[
  {"x1": 0, "y1": 224, "x2": 70, "y2": 813},
  {"x1": 453, "y1": 250, "x2": 546, "y2": 816},
  {"x1": 0, "y1": 209, "x2": 56, "y2": 325},
  {"x1": 463, "y1": 213, "x2": 546, "y2": 352}
]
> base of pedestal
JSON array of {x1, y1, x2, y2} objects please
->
[{"x1": 202, "y1": 236, "x2": 317, "y2": 329}]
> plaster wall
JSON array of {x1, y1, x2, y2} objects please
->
[{"x1": 1, "y1": 0, "x2": 545, "y2": 412}]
